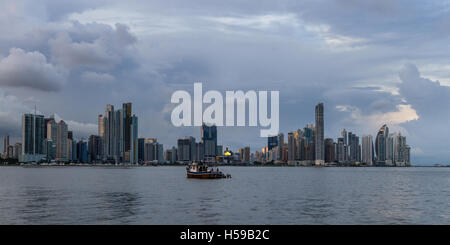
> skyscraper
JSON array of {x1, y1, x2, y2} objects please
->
[
  {"x1": 386, "y1": 133, "x2": 394, "y2": 166},
  {"x1": 267, "y1": 135, "x2": 278, "y2": 151},
  {"x1": 129, "y1": 114, "x2": 138, "y2": 164},
  {"x1": 103, "y1": 104, "x2": 115, "y2": 160},
  {"x1": 177, "y1": 137, "x2": 196, "y2": 162},
  {"x1": 277, "y1": 133, "x2": 284, "y2": 161},
  {"x1": 201, "y1": 123, "x2": 217, "y2": 161},
  {"x1": 98, "y1": 115, "x2": 105, "y2": 137},
  {"x1": 3, "y1": 134, "x2": 9, "y2": 155},
  {"x1": 348, "y1": 132, "x2": 359, "y2": 162},
  {"x1": 123, "y1": 103, "x2": 132, "y2": 159},
  {"x1": 138, "y1": 138, "x2": 145, "y2": 162},
  {"x1": 56, "y1": 120, "x2": 68, "y2": 160},
  {"x1": 324, "y1": 138, "x2": 335, "y2": 163},
  {"x1": 361, "y1": 135, "x2": 373, "y2": 165},
  {"x1": 88, "y1": 135, "x2": 103, "y2": 163},
  {"x1": 288, "y1": 132, "x2": 296, "y2": 161},
  {"x1": 22, "y1": 113, "x2": 45, "y2": 158},
  {"x1": 394, "y1": 132, "x2": 410, "y2": 166},
  {"x1": 341, "y1": 129, "x2": 347, "y2": 146},
  {"x1": 315, "y1": 103, "x2": 324, "y2": 165},
  {"x1": 375, "y1": 124, "x2": 389, "y2": 165}
]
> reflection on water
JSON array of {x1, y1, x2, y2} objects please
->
[{"x1": 0, "y1": 166, "x2": 448, "y2": 224}]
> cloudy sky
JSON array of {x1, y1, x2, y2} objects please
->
[{"x1": 0, "y1": 0, "x2": 449, "y2": 164}]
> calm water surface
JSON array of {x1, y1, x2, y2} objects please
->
[{"x1": 0, "y1": 166, "x2": 448, "y2": 224}]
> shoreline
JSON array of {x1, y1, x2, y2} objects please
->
[{"x1": 0, "y1": 163, "x2": 448, "y2": 168}]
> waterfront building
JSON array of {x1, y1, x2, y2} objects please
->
[
  {"x1": 144, "y1": 138, "x2": 163, "y2": 162},
  {"x1": 348, "y1": 132, "x2": 359, "y2": 162},
  {"x1": 43, "y1": 139, "x2": 56, "y2": 161},
  {"x1": 56, "y1": 120, "x2": 68, "y2": 161},
  {"x1": 164, "y1": 146, "x2": 177, "y2": 163},
  {"x1": 130, "y1": 114, "x2": 138, "y2": 164},
  {"x1": 394, "y1": 133, "x2": 410, "y2": 166},
  {"x1": 217, "y1": 145, "x2": 223, "y2": 156},
  {"x1": 98, "y1": 115, "x2": 105, "y2": 137},
  {"x1": 43, "y1": 116, "x2": 53, "y2": 141},
  {"x1": 267, "y1": 135, "x2": 278, "y2": 150},
  {"x1": 277, "y1": 133, "x2": 284, "y2": 161},
  {"x1": 21, "y1": 113, "x2": 45, "y2": 162},
  {"x1": 361, "y1": 135, "x2": 373, "y2": 165},
  {"x1": 47, "y1": 119, "x2": 57, "y2": 142},
  {"x1": 76, "y1": 141, "x2": 88, "y2": 163},
  {"x1": 288, "y1": 132, "x2": 296, "y2": 161},
  {"x1": 123, "y1": 103, "x2": 132, "y2": 162},
  {"x1": 375, "y1": 124, "x2": 389, "y2": 165},
  {"x1": 336, "y1": 137, "x2": 345, "y2": 163},
  {"x1": 201, "y1": 123, "x2": 217, "y2": 161},
  {"x1": 386, "y1": 134, "x2": 394, "y2": 166},
  {"x1": 341, "y1": 129, "x2": 347, "y2": 146},
  {"x1": 13, "y1": 143, "x2": 22, "y2": 159},
  {"x1": 239, "y1": 146, "x2": 250, "y2": 163},
  {"x1": 324, "y1": 138, "x2": 335, "y2": 163},
  {"x1": 3, "y1": 134, "x2": 9, "y2": 155},
  {"x1": 138, "y1": 138, "x2": 145, "y2": 162},
  {"x1": 88, "y1": 135, "x2": 103, "y2": 163}
]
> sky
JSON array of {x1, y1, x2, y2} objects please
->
[{"x1": 0, "y1": 0, "x2": 449, "y2": 165}]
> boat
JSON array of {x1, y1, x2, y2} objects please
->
[{"x1": 186, "y1": 162, "x2": 231, "y2": 179}]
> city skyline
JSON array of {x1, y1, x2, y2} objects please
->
[
  {"x1": 1, "y1": 1, "x2": 450, "y2": 164},
  {"x1": 1, "y1": 101, "x2": 410, "y2": 166}
]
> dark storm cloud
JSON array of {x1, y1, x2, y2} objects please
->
[
  {"x1": 49, "y1": 22, "x2": 137, "y2": 71},
  {"x1": 397, "y1": 64, "x2": 450, "y2": 160}
]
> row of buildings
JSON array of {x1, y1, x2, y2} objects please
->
[
  {"x1": 252, "y1": 103, "x2": 411, "y2": 166},
  {"x1": 1, "y1": 102, "x2": 411, "y2": 166},
  {"x1": 1, "y1": 102, "x2": 227, "y2": 164}
]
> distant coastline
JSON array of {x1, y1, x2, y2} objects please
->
[{"x1": 1, "y1": 163, "x2": 448, "y2": 167}]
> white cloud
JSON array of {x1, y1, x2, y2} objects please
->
[
  {"x1": 336, "y1": 103, "x2": 419, "y2": 136},
  {"x1": 81, "y1": 71, "x2": 115, "y2": 84},
  {"x1": 0, "y1": 48, "x2": 66, "y2": 91},
  {"x1": 54, "y1": 114, "x2": 97, "y2": 140}
]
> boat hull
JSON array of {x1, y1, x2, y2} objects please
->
[{"x1": 186, "y1": 171, "x2": 225, "y2": 179}]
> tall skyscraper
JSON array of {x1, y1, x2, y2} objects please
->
[
  {"x1": 201, "y1": 123, "x2": 217, "y2": 160},
  {"x1": 123, "y1": 103, "x2": 132, "y2": 159},
  {"x1": 315, "y1": 103, "x2": 324, "y2": 165},
  {"x1": 88, "y1": 135, "x2": 103, "y2": 162},
  {"x1": 268, "y1": 135, "x2": 278, "y2": 150},
  {"x1": 98, "y1": 115, "x2": 105, "y2": 137},
  {"x1": 361, "y1": 135, "x2": 373, "y2": 165},
  {"x1": 56, "y1": 120, "x2": 68, "y2": 160},
  {"x1": 341, "y1": 129, "x2": 347, "y2": 146},
  {"x1": 324, "y1": 138, "x2": 335, "y2": 163},
  {"x1": 336, "y1": 137, "x2": 345, "y2": 163},
  {"x1": 129, "y1": 114, "x2": 138, "y2": 164},
  {"x1": 138, "y1": 138, "x2": 145, "y2": 162},
  {"x1": 277, "y1": 133, "x2": 284, "y2": 161},
  {"x1": 3, "y1": 134, "x2": 9, "y2": 155},
  {"x1": 288, "y1": 132, "x2": 296, "y2": 161},
  {"x1": 103, "y1": 104, "x2": 115, "y2": 159},
  {"x1": 394, "y1": 132, "x2": 410, "y2": 166},
  {"x1": 22, "y1": 113, "x2": 45, "y2": 157},
  {"x1": 386, "y1": 133, "x2": 394, "y2": 166},
  {"x1": 375, "y1": 124, "x2": 389, "y2": 165},
  {"x1": 348, "y1": 132, "x2": 359, "y2": 162}
]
